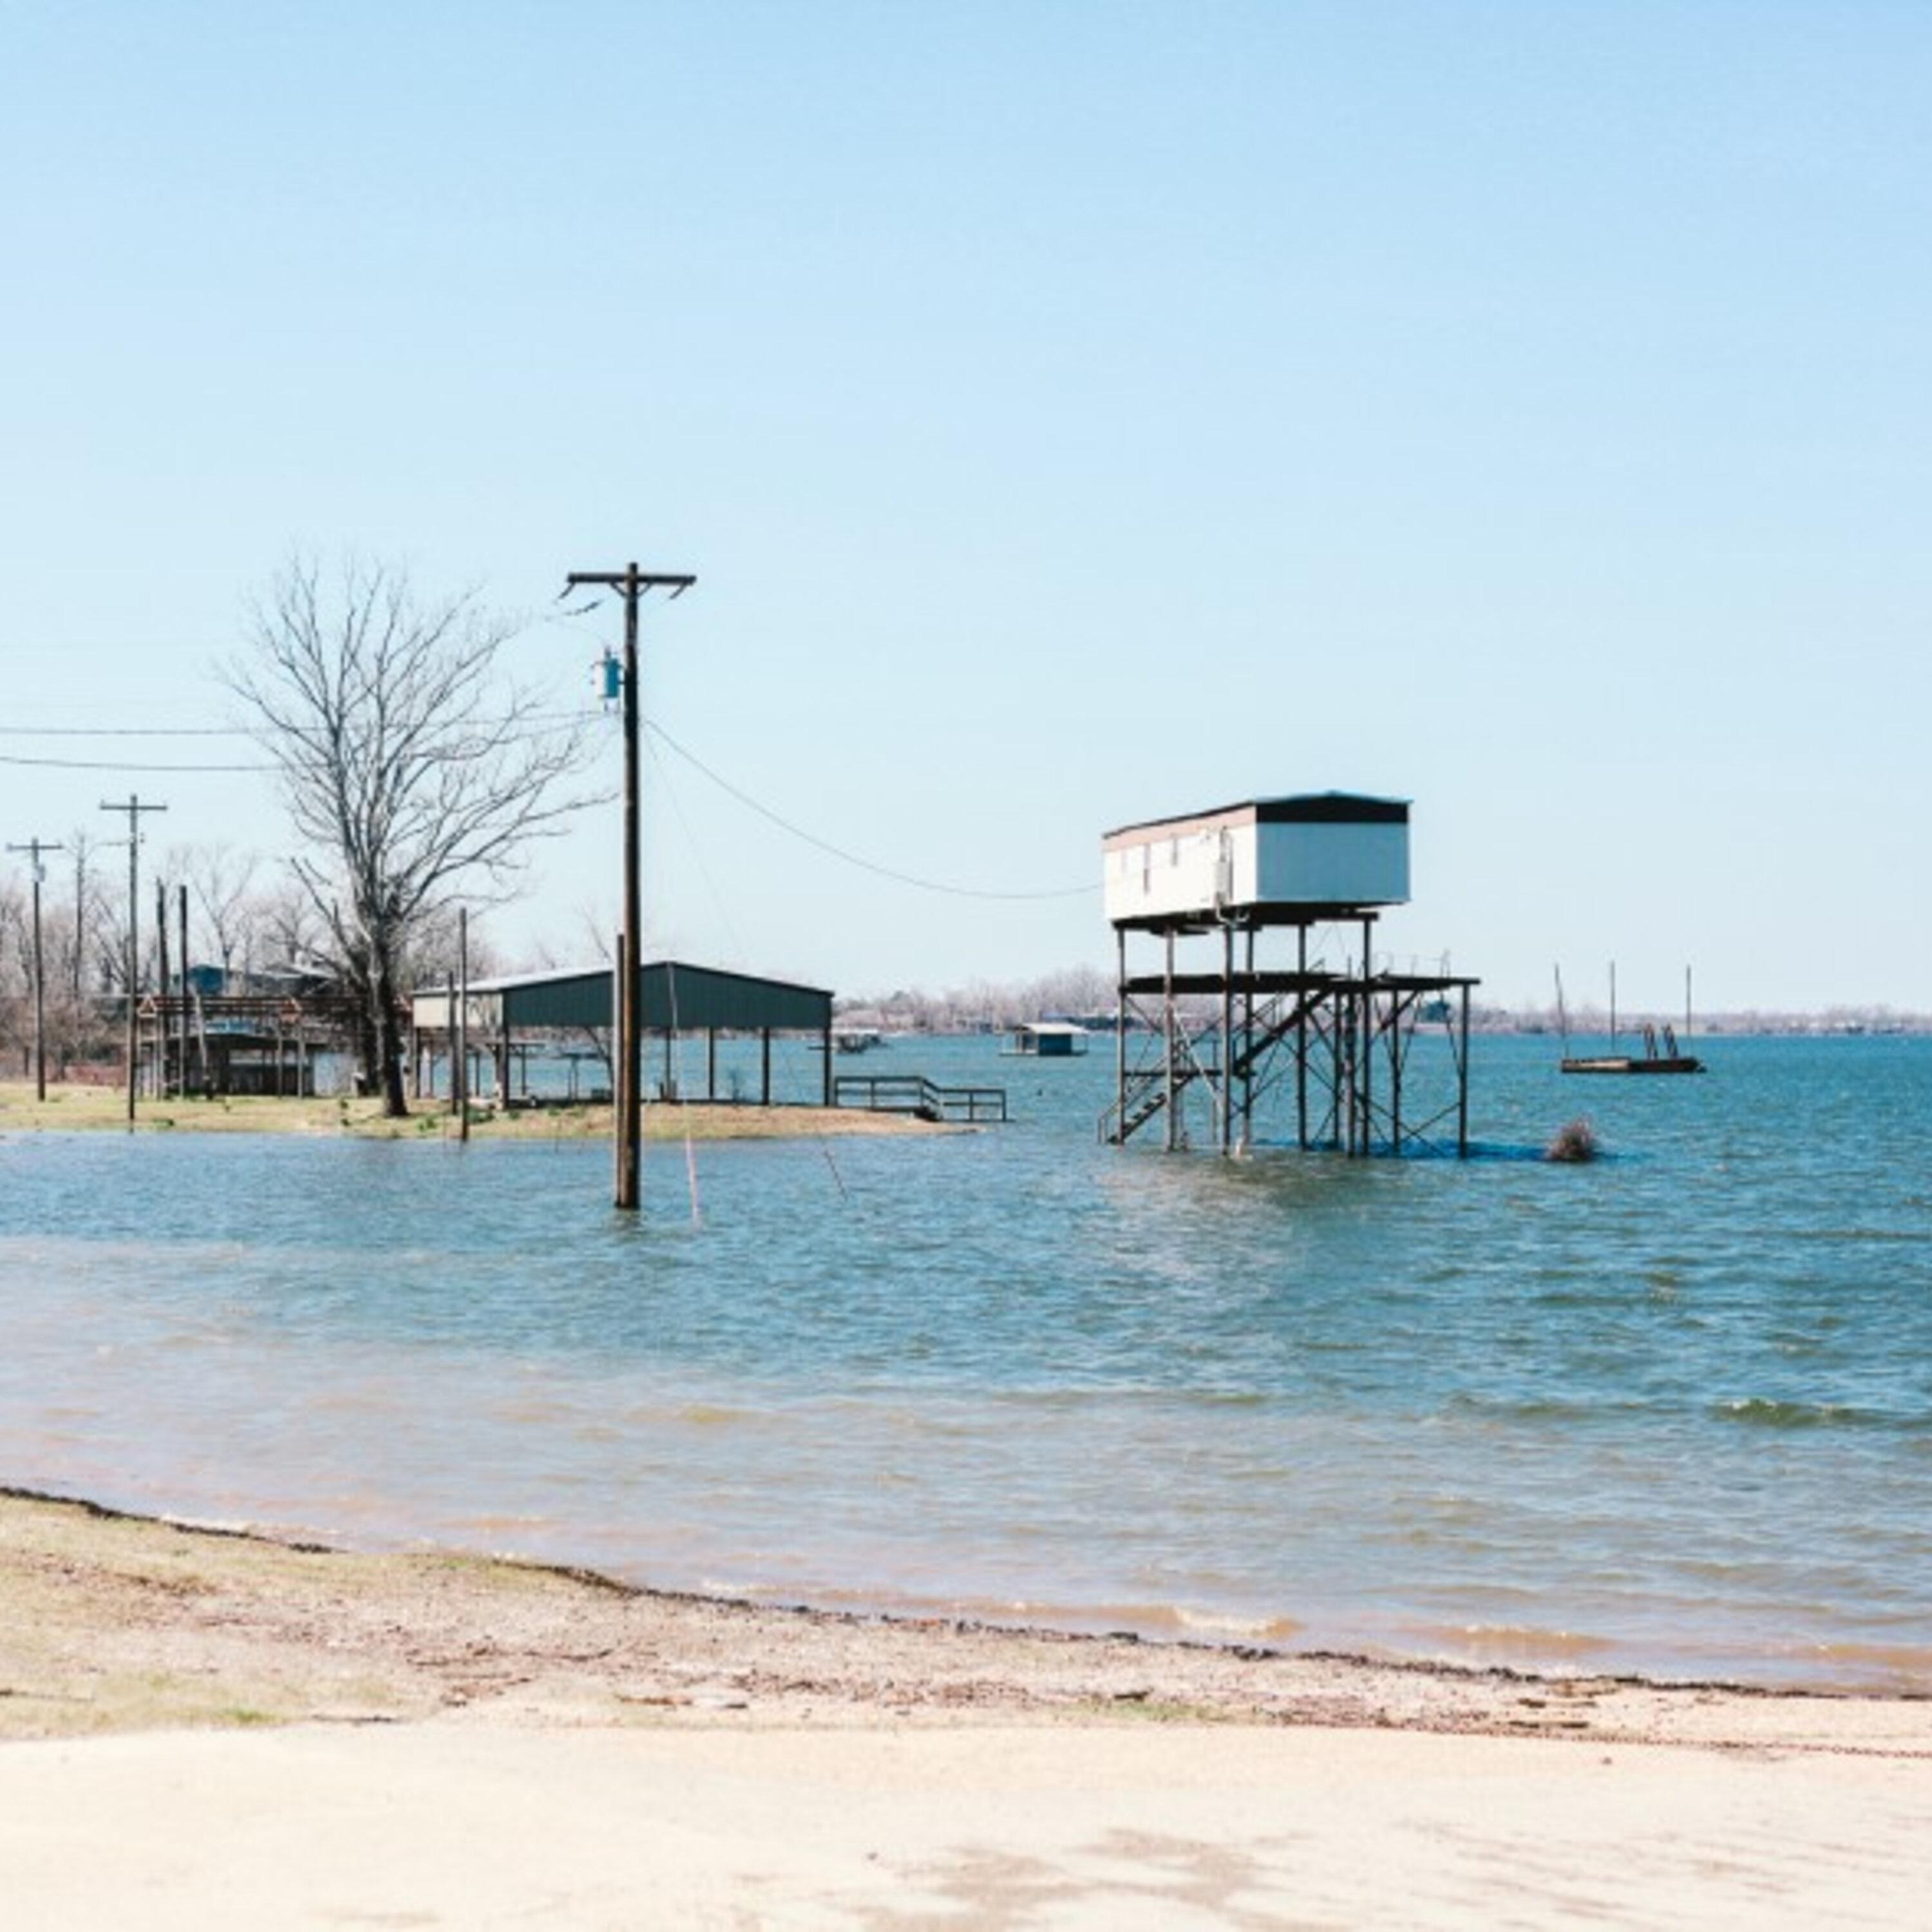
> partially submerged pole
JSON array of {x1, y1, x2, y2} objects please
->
[
  {"x1": 1457, "y1": 983, "x2": 1471, "y2": 1157},
  {"x1": 178, "y1": 884, "x2": 192, "y2": 1095},
  {"x1": 562, "y1": 562, "x2": 695, "y2": 1209},
  {"x1": 457, "y1": 906, "x2": 470, "y2": 1143}
]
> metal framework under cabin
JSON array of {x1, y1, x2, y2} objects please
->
[
  {"x1": 1100, "y1": 795, "x2": 1479, "y2": 1157},
  {"x1": 408, "y1": 961, "x2": 837, "y2": 1110}
]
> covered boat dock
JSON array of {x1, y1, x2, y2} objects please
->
[{"x1": 409, "y1": 961, "x2": 835, "y2": 1108}]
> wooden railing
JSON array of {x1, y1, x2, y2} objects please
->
[{"x1": 833, "y1": 1074, "x2": 1007, "y2": 1123}]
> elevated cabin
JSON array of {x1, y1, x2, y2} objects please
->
[
  {"x1": 1007, "y1": 1021, "x2": 1090, "y2": 1058},
  {"x1": 1099, "y1": 790, "x2": 1475, "y2": 1159},
  {"x1": 1103, "y1": 793, "x2": 1409, "y2": 931}
]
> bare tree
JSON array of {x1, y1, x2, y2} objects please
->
[
  {"x1": 0, "y1": 881, "x2": 24, "y2": 1074},
  {"x1": 169, "y1": 843, "x2": 262, "y2": 984},
  {"x1": 227, "y1": 556, "x2": 593, "y2": 1115},
  {"x1": 250, "y1": 875, "x2": 327, "y2": 978}
]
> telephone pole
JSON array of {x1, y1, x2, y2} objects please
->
[
  {"x1": 562, "y1": 563, "x2": 694, "y2": 1211},
  {"x1": 99, "y1": 794, "x2": 167, "y2": 1124},
  {"x1": 6, "y1": 837, "x2": 62, "y2": 1101}
]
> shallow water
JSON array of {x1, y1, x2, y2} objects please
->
[{"x1": 3, "y1": 1033, "x2": 1929, "y2": 1689}]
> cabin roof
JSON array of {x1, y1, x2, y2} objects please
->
[{"x1": 1102, "y1": 792, "x2": 1409, "y2": 842}]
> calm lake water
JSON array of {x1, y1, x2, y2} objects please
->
[{"x1": 3, "y1": 1032, "x2": 1929, "y2": 1690}]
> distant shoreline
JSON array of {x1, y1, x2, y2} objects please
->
[{"x1": 0, "y1": 1083, "x2": 949, "y2": 1141}]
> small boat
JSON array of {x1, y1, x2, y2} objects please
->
[{"x1": 1557, "y1": 964, "x2": 1705, "y2": 1075}]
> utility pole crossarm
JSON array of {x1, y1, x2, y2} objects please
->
[{"x1": 564, "y1": 571, "x2": 696, "y2": 596}]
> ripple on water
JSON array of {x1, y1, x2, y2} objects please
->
[{"x1": 3, "y1": 1037, "x2": 1932, "y2": 1687}]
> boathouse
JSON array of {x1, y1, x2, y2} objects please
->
[
  {"x1": 410, "y1": 961, "x2": 835, "y2": 1107},
  {"x1": 1006, "y1": 1021, "x2": 1090, "y2": 1058}
]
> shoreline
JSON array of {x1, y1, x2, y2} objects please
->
[
  {"x1": 9, "y1": 1487, "x2": 1932, "y2": 1924},
  {"x1": 3, "y1": 1486, "x2": 1926, "y2": 1752},
  {"x1": 0, "y1": 1080, "x2": 948, "y2": 1140}
]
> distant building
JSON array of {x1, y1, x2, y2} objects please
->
[{"x1": 1006, "y1": 1021, "x2": 1090, "y2": 1058}]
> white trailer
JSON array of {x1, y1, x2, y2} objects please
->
[{"x1": 1102, "y1": 793, "x2": 1409, "y2": 928}]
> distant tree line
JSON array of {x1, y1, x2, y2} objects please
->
[
  {"x1": 835, "y1": 964, "x2": 1117, "y2": 1034},
  {"x1": 4, "y1": 554, "x2": 580, "y2": 1104},
  {"x1": 0, "y1": 835, "x2": 494, "y2": 1083}
]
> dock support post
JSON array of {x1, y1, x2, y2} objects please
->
[
  {"x1": 761, "y1": 1028, "x2": 772, "y2": 1106},
  {"x1": 1242, "y1": 923, "x2": 1255, "y2": 1150},
  {"x1": 1390, "y1": 994, "x2": 1403, "y2": 1155},
  {"x1": 1163, "y1": 927, "x2": 1178, "y2": 1152},
  {"x1": 1336, "y1": 994, "x2": 1350, "y2": 1153},
  {"x1": 1296, "y1": 923, "x2": 1309, "y2": 1150},
  {"x1": 1114, "y1": 925, "x2": 1126, "y2": 1146},
  {"x1": 706, "y1": 1026, "x2": 717, "y2": 1102},
  {"x1": 820, "y1": 1020, "x2": 832, "y2": 1106},
  {"x1": 1457, "y1": 983, "x2": 1471, "y2": 1157},
  {"x1": 1220, "y1": 921, "x2": 1234, "y2": 1155},
  {"x1": 1359, "y1": 916, "x2": 1374, "y2": 1157}
]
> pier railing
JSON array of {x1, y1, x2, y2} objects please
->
[{"x1": 833, "y1": 1074, "x2": 1007, "y2": 1124}]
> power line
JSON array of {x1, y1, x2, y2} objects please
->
[
  {"x1": 0, "y1": 725, "x2": 245, "y2": 737},
  {"x1": 0, "y1": 708, "x2": 604, "y2": 741},
  {"x1": 4, "y1": 703, "x2": 1098, "y2": 902},
  {"x1": 644, "y1": 721, "x2": 1096, "y2": 902},
  {"x1": 0, "y1": 752, "x2": 276, "y2": 772}
]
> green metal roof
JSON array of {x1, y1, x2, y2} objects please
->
[{"x1": 411, "y1": 961, "x2": 832, "y2": 1034}]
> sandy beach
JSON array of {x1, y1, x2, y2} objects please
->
[{"x1": 3, "y1": 1489, "x2": 1928, "y2": 1926}]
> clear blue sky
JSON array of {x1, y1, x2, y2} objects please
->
[{"x1": 3, "y1": 2, "x2": 1926, "y2": 1012}]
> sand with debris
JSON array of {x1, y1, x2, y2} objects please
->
[{"x1": 3, "y1": 1490, "x2": 1928, "y2": 1926}]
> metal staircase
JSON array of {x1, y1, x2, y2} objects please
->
[{"x1": 1099, "y1": 987, "x2": 1327, "y2": 1146}]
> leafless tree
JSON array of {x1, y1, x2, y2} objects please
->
[
  {"x1": 249, "y1": 876, "x2": 327, "y2": 978},
  {"x1": 227, "y1": 556, "x2": 594, "y2": 1115},
  {"x1": 167, "y1": 843, "x2": 262, "y2": 983},
  {"x1": 0, "y1": 882, "x2": 24, "y2": 1074}
]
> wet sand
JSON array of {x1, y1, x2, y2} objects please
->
[{"x1": 3, "y1": 1490, "x2": 1928, "y2": 1925}]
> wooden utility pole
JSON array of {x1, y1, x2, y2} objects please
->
[
  {"x1": 6, "y1": 837, "x2": 62, "y2": 1101},
  {"x1": 155, "y1": 880, "x2": 172, "y2": 1097},
  {"x1": 99, "y1": 795, "x2": 167, "y2": 1123},
  {"x1": 457, "y1": 905, "x2": 470, "y2": 1143},
  {"x1": 562, "y1": 563, "x2": 695, "y2": 1210},
  {"x1": 178, "y1": 882, "x2": 193, "y2": 1094}
]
